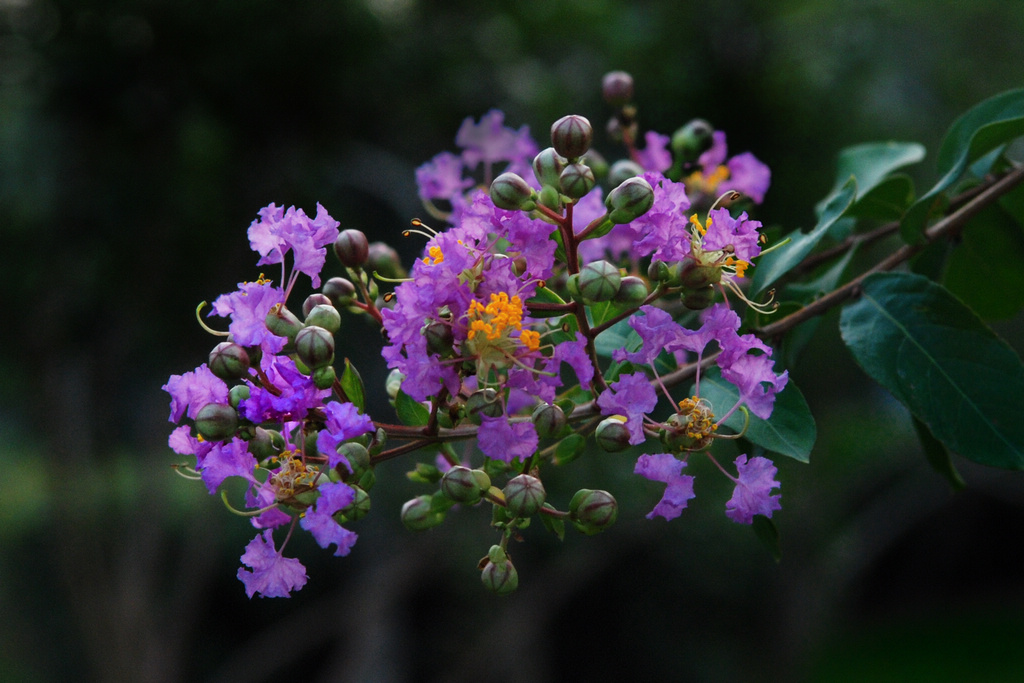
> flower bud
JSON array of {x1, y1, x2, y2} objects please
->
[
  {"x1": 323, "y1": 277, "x2": 357, "y2": 308},
  {"x1": 671, "y1": 118, "x2": 715, "y2": 162},
  {"x1": 538, "y1": 184, "x2": 562, "y2": 212},
  {"x1": 594, "y1": 417, "x2": 631, "y2": 452},
  {"x1": 607, "y1": 159, "x2": 644, "y2": 187},
  {"x1": 480, "y1": 546, "x2": 519, "y2": 595},
  {"x1": 504, "y1": 474, "x2": 546, "y2": 517},
  {"x1": 605, "y1": 176, "x2": 654, "y2": 224},
  {"x1": 305, "y1": 303, "x2": 342, "y2": 334},
  {"x1": 228, "y1": 384, "x2": 250, "y2": 409},
  {"x1": 367, "y1": 241, "x2": 405, "y2": 279},
  {"x1": 682, "y1": 286, "x2": 716, "y2": 310},
  {"x1": 581, "y1": 149, "x2": 608, "y2": 181},
  {"x1": 295, "y1": 325, "x2": 335, "y2": 370},
  {"x1": 423, "y1": 320, "x2": 454, "y2": 356},
  {"x1": 531, "y1": 403, "x2": 567, "y2": 439},
  {"x1": 550, "y1": 114, "x2": 593, "y2": 160},
  {"x1": 312, "y1": 365, "x2": 336, "y2": 390},
  {"x1": 602, "y1": 70, "x2": 634, "y2": 107},
  {"x1": 195, "y1": 403, "x2": 238, "y2": 442},
  {"x1": 440, "y1": 466, "x2": 485, "y2": 504},
  {"x1": 208, "y1": 342, "x2": 250, "y2": 380},
  {"x1": 248, "y1": 427, "x2": 279, "y2": 460},
  {"x1": 265, "y1": 304, "x2": 304, "y2": 340},
  {"x1": 569, "y1": 489, "x2": 618, "y2": 535},
  {"x1": 401, "y1": 495, "x2": 444, "y2": 531},
  {"x1": 302, "y1": 293, "x2": 333, "y2": 318},
  {"x1": 578, "y1": 260, "x2": 621, "y2": 303},
  {"x1": 490, "y1": 172, "x2": 536, "y2": 211},
  {"x1": 337, "y1": 485, "x2": 371, "y2": 522},
  {"x1": 559, "y1": 162, "x2": 596, "y2": 199},
  {"x1": 466, "y1": 388, "x2": 503, "y2": 424},
  {"x1": 647, "y1": 259, "x2": 671, "y2": 283},
  {"x1": 613, "y1": 275, "x2": 649, "y2": 307},
  {"x1": 334, "y1": 228, "x2": 370, "y2": 268},
  {"x1": 385, "y1": 369, "x2": 404, "y2": 400},
  {"x1": 680, "y1": 263, "x2": 723, "y2": 290},
  {"x1": 532, "y1": 147, "x2": 567, "y2": 187},
  {"x1": 336, "y1": 441, "x2": 371, "y2": 478}
]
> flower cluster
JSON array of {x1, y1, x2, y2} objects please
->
[{"x1": 166, "y1": 71, "x2": 796, "y2": 597}]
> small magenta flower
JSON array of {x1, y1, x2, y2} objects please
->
[
  {"x1": 162, "y1": 364, "x2": 229, "y2": 423},
  {"x1": 597, "y1": 372, "x2": 658, "y2": 445},
  {"x1": 687, "y1": 130, "x2": 771, "y2": 204},
  {"x1": 237, "y1": 530, "x2": 309, "y2": 598},
  {"x1": 457, "y1": 109, "x2": 538, "y2": 177},
  {"x1": 209, "y1": 277, "x2": 287, "y2": 354},
  {"x1": 316, "y1": 401, "x2": 376, "y2": 472},
  {"x1": 247, "y1": 203, "x2": 341, "y2": 290},
  {"x1": 478, "y1": 414, "x2": 539, "y2": 463},
  {"x1": 725, "y1": 454, "x2": 781, "y2": 523},
  {"x1": 299, "y1": 481, "x2": 359, "y2": 556},
  {"x1": 634, "y1": 452, "x2": 696, "y2": 521}
]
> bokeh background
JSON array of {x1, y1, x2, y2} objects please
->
[{"x1": 3, "y1": 1, "x2": 1024, "y2": 681}]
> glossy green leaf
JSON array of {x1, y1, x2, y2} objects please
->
[
  {"x1": 339, "y1": 358, "x2": 365, "y2": 412},
  {"x1": 539, "y1": 504, "x2": 566, "y2": 541},
  {"x1": 752, "y1": 179, "x2": 857, "y2": 295},
  {"x1": 553, "y1": 433, "x2": 585, "y2": 466},
  {"x1": 395, "y1": 389, "x2": 430, "y2": 427},
  {"x1": 691, "y1": 367, "x2": 816, "y2": 463},
  {"x1": 902, "y1": 88, "x2": 1024, "y2": 241},
  {"x1": 525, "y1": 285, "x2": 571, "y2": 318},
  {"x1": 839, "y1": 272, "x2": 1024, "y2": 469},
  {"x1": 845, "y1": 174, "x2": 917, "y2": 221},
  {"x1": 912, "y1": 417, "x2": 965, "y2": 491},
  {"x1": 828, "y1": 141, "x2": 925, "y2": 203},
  {"x1": 752, "y1": 515, "x2": 781, "y2": 563}
]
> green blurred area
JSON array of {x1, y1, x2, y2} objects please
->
[{"x1": 2, "y1": 0, "x2": 1024, "y2": 681}]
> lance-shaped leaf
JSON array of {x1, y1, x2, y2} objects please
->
[{"x1": 839, "y1": 272, "x2": 1024, "y2": 469}]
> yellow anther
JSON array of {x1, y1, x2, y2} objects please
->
[{"x1": 422, "y1": 245, "x2": 444, "y2": 265}]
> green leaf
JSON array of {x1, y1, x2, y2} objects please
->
[
  {"x1": 339, "y1": 358, "x2": 365, "y2": 412},
  {"x1": 902, "y1": 88, "x2": 1024, "y2": 241},
  {"x1": 827, "y1": 141, "x2": 925, "y2": 205},
  {"x1": 845, "y1": 174, "x2": 917, "y2": 221},
  {"x1": 525, "y1": 285, "x2": 571, "y2": 318},
  {"x1": 839, "y1": 272, "x2": 1024, "y2": 469},
  {"x1": 912, "y1": 417, "x2": 966, "y2": 492},
  {"x1": 395, "y1": 389, "x2": 430, "y2": 427},
  {"x1": 692, "y1": 367, "x2": 816, "y2": 463},
  {"x1": 594, "y1": 317, "x2": 634, "y2": 358},
  {"x1": 752, "y1": 178, "x2": 857, "y2": 296},
  {"x1": 751, "y1": 515, "x2": 781, "y2": 563},
  {"x1": 539, "y1": 504, "x2": 566, "y2": 541},
  {"x1": 553, "y1": 433, "x2": 585, "y2": 465}
]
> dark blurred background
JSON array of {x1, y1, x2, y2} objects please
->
[{"x1": 2, "y1": 1, "x2": 1024, "y2": 681}]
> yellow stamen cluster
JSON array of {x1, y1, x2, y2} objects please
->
[
  {"x1": 684, "y1": 164, "x2": 730, "y2": 196},
  {"x1": 268, "y1": 452, "x2": 319, "y2": 502},
  {"x1": 467, "y1": 292, "x2": 539, "y2": 352},
  {"x1": 422, "y1": 245, "x2": 444, "y2": 265},
  {"x1": 688, "y1": 214, "x2": 750, "y2": 279},
  {"x1": 677, "y1": 396, "x2": 718, "y2": 440}
]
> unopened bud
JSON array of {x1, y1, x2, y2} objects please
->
[
  {"x1": 265, "y1": 303, "x2": 304, "y2": 340},
  {"x1": 195, "y1": 403, "x2": 238, "y2": 442},
  {"x1": 440, "y1": 466, "x2": 486, "y2": 504},
  {"x1": 682, "y1": 286, "x2": 716, "y2": 310},
  {"x1": 337, "y1": 485, "x2": 371, "y2": 522},
  {"x1": 423, "y1": 320, "x2": 454, "y2": 356},
  {"x1": 605, "y1": 176, "x2": 654, "y2": 224},
  {"x1": 594, "y1": 417, "x2": 631, "y2": 452},
  {"x1": 323, "y1": 277, "x2": 357, "y2": 308},
  {"x1": 385, "y1": 369, "x2": 404, "y2": 400},
  {"x1": 302, "y1": 293, "x2": 333, "y2": 318},
  {"x1": 334, "y1": 229, "x2": 370, "y2": 268},
  {"x1": 602, "y1": 70, "x2": 634, "y2": 107},
  {"x1": 671, "y1": 119, "x2": 715, "y2": 162},
  {"x1": 581, "y1": 149, "x2": 608, "y2": 181},
  {"x1": 312, "y1": 365, "x2": 336, "y2": 390},
  {"x1": 248, "y1": 427, "x2": 278, "y2": 460},
  {"x1": 490, "y1": 172, "x2": 536, "y2": 211},
  {"x1": 336, "y1": 441, "x2": 371, "y2": 478},
  {"x1": 559, "y1": 162, "x2": 596, "y2": 199},
  {"x1": 578, "y1": 260, "x2": 622, "y2": 303},
  {"x1": 551, "y1": 114, "x2": 593, "y2": 160},
  {"x1": 614, "y1": 275, "x2": 649, "y2": 307},
  {"x1": 480, "y1": 546, "x2": 519, "y2": 595},
  {"x1": 401, "y1": 495, "x2": 444, "y2": 531},
  {"x1": 466, "y1": 388, "x2": 503, "y2": 424},
  {"x1": 538, "y1": 184, "x2": 562, "y2": 212},
  {"x1": 680, "y1": 263, "x2": 723, "y2": 290},
  {"x1": 294, "y1": 325, "x2": 335, "y2": 370},
  {"x1": 504, "y1": 474, "x2": 546, "y2": 517},
  {"x1": 208, "y1": 342, "x2": 250, "y2": 380},
  {"x1": 568, "y1": 489, "x2": 618, "y2": 535},
  {"x1": 647, "y1": 259, "x2": 671, "y2": 283},
  {"x1": 228, "y1": 384, "x2": 250, "y2": 409},
  {"x1": 531, "y1": 403, "x2": 566, "y2": 439},
  {"x1": 305, "y1": 303, "x2": 342, "y2": 334},
  {"x1": 533, "y1": 147, "x2": 567, "y2": 187},
  {"x1": 367, "y1": 242, "x2": 406, "y2": 279},
  {"x1": 608, "y1": 159, "x2": 644, "y2": 187}
]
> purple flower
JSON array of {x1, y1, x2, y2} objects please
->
[
  {"x1": 198, "y1": 438, "x2": 258, "y2": 494},
  {"x1": 237, "y1": 530, "x2": 308, "y2": 598},
  {"x1": 725, "y1": 454, "x2": 781, "y2": 524},
  {"x1": 168, "y1": 424, "x2": 214, "y2": 467},
  {"x1": 162, "y1": 364, "x2": 229, "y2": 423},
  {"x1": 612, "y1": 305, "x2": 685, "y2": 366},
  {"x1": 240, "y1": 354, "x2": 331, "y2": 424},
  {"x1": 315, "y1": 401, "x2": 375, "y2": 471},
  {"x1": 718, "y1": 343, "x2": 789, "y2": 420},
  {"x1": 550, "y1": 333, "x2": 595, "y2": 387},
  {"x1": 478, "y1": 415, "x2": 539, "y2": 463},
  {"x1": 416, "y1": 151, "x2": 472, "y2": 202},
  {"x1": 597, "y1": 372, "x2": 658, "y2": 445},
  {"x1": 701, "y1": 208, "x2": 763, "y2": 263},
  {"x1": 300, "y1": 481, "x2": 358, "y2": 557},
  {"x1": 629, "y1": 172, "x2": 693, "y2": 263},
  {"x1": 723, "y1": 152, "x2": 771, "y2": 204},
  {"x1": 457, "y1": 110, "x2": 538, "y2": 172},
  {"x1": 247, "y1": 203, "x2": 340, "y2": 288},
  {"x1": 636, "y1": 130, "x2": 672, "y2": 173},
  {"x1": 209, "y1": 279, "x2": 287, "y2": 354},
  {"x1": 634, "y1": 453, "x2": 696, "y2": 521}
]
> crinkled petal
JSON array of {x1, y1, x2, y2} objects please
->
[
  {"x1": 634, "y1": 453, "x2": 696, "y2": 521},
  {"x1": 725, "y1": 454, "x2": 781, "y2": 524},
  {"x1": 237, "y1": 530, "x2": 308, "y2": 598}
]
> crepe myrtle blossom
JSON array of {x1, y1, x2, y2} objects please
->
[
  {"x1": 687, "y1": 130, "x2": 771, "y2": 204},
  {"x1": 237, "y1": 530, "x2": 309, "y2": 599}
]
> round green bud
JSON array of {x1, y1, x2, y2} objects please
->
[
  {"x1": 581, "y1": 149, "x2": 608, "y2": 181},
  {"x1": 305, "y1": 303, "x2": 342, "y2": 334},
  {"x1": 195, "y1": 403, "x2": 238, "y2": 442},
  {"x1": 385, "y1": 369, "x2": 404, "y2": 400},
  {"x1": 466, "y1": 388, "x2": 503, "y2": 424},
  {"x1": 323, "y1": 277, "x2": 357, "y2": 308},
  {"x1": 503, "y1": 474, "x2": 546, "y2": 518},
  {"x1": 578, "y1": 260, "x2": 622, "y2": 303},
  {"x1": 538, "y1": 184, "x2": 562, "y2": 212},
  {"x1": 334, "y1": 228, "x2": 370, "y2": 268},
  {"x1": 312, "y1": 364, "x2": 336, "y2": 390},
  {"x1": 594, "y1": 417, "x2": 631, "y2": 452},
  {"x1": 682, "y1": 286, "x2": 716, "y2": 310},
  {"x1": 532, "y1": 147, "x2": 568, "y2": 187},
  {"x1": 647, "y1": 259, "x2": 671, "y2": 283},
  {"x1": 481, "y1": 551, "x2": 519, "y2": 595},
  {"x1": 568, "y1": 489, "x2": 618, "y2": 535},
  {"x1": 336, "y1": 441, "x2": 371, "y2": 478},
  {"x1": 336, "y1": 485, "x2": 371, "y2": 522},
  {"x1": 608, "y1": 159, "x2": 644, "y2": 187},
  {"x1": 228, "y1": 384, "x2": 250, "y2": 409},
  {"x1": 208, "y1": 341, "x2": 250, "y2": 381},
  {"x1": 295, "y1": 325, "x2": 335, "y2": 370},
  {"x1": 671, "y1": 118, "x2": 715, "y2": 162},
  {"x1": 602, "y1": 70, "x2": 634, "y2": 107},
  {"x1": 423, "y1": 320, "x2": 454, "y2": 356},
  {"x1": 265, "y1": 304, "x2": 304, "y2": 340},
  {"x1": 248, "y1": 427, "x2": 278, "y2": 460},
  {"x1": 440, "y1": 466, "x2": 483, "y2": 504},
  {"x1": 565, "y1": 273, "x2": 581, "y2": 300},
  {"x1": 490, "y1": 172, "x2": 536, "y2": 211},
  {"x1": 613, "y1": 275, "x2": 649, "y2": 307},
  {"x1": 559, "y1": 162, "x2": 597, "y2": 199},
  {"x1": 551, "y1": 114, "x2": 593, "y2": 160},
  {"x1": 367, "y1": 241, "x2": 406, "y2": 279},
  {"x1": 302, "y1": 293, "x2": 333, "y2": 318},
  {"x1": 531, "y1": 402, "x2": 567, "y2": 439},
  {"x1": 401, "y1": 495, "x2": 444, "y2": 531},
  {"x1": 605, "y1": 176, "x2": 655, "y2": 224},
  {"x1": 680, "y1": 263, "x2": 723, "y2": 290}
]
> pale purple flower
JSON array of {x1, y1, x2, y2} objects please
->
[
  {"x1": 416, "y1": 151, "x2": 472, "y2": 202},
  {"x1": 240, "y1": 354, "x2": 331, "y2": 424},
  {"x1": 237, "y1": 530, "x2": 308, "y2": 598},
  {"x1": 162, "y1": 364, "x2": 229, "y2": 423},
  {"x1": 199, "y1": 437, "x2": 258, "y2": 494},
  {"x1": 701, "y1": 208, "x2": 762, "y2": 263},
  {"x1": 315, "y1": 401, "x2": 375, "y2": 471},
  {"x1": 209, "y1": 279, "x2": 287, "y2": 354},
  {"x1": 636, "y1": 130, "x2": 672, "y2": 173},
  {"x1": 300, "y1": 482, "x2": 359, "y2": 557},
  {"x1": 725, "y1": 454, "x2": 781, "y2": 524},
  {"x1": 478, "y1": 415, "x2": 539, "y2": 463},
  {"x1": 634, "y1": 453, "x2": 696, "y2": 521},
  {"x1": 247, "y1": 203, "x2": 340, "y2": 288},
  {"x1": 597, "y1": 372, "x2": 658, "y2": 445},
  {"x1": 457, "y1": 110, "x2": 538, "y2": 171}
]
